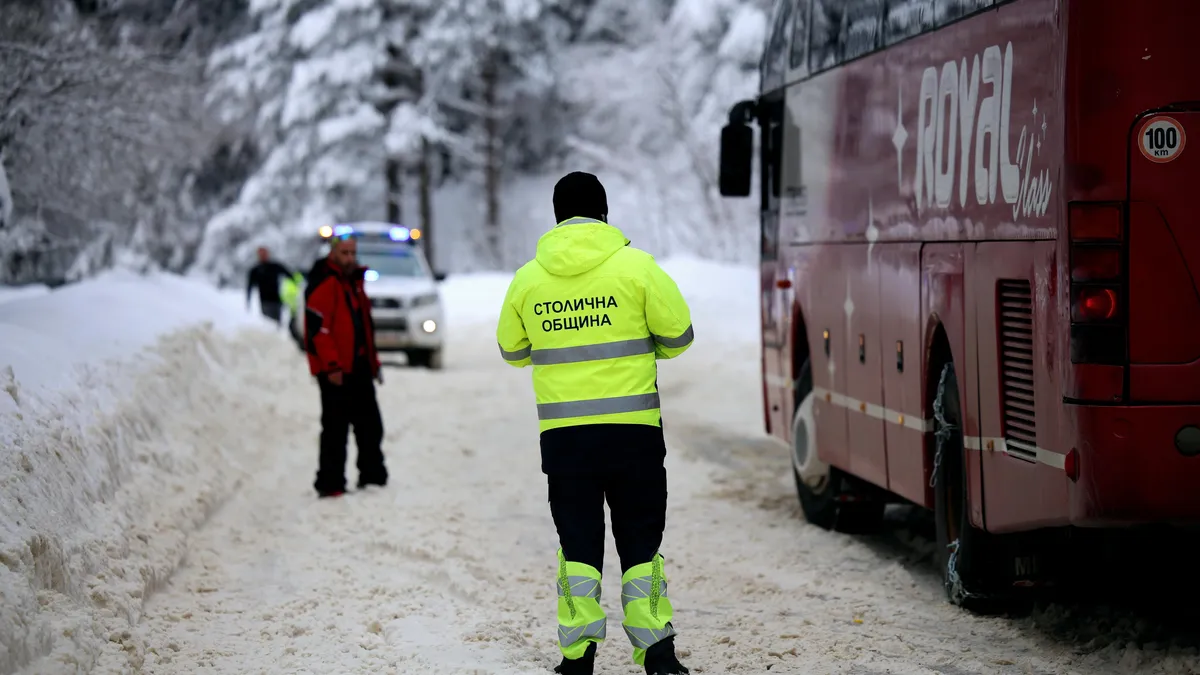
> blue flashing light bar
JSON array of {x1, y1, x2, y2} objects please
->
[{"x1": 319, "y1": 223, "x2": 422, "y2": 244}]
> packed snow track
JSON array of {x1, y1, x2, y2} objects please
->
[
  {"x1": 129, "y1": 343, "x2": 1200, "y2": 673},
  {"x1": 3, "y1": 265, "x2": 1198, "y2": 674}
]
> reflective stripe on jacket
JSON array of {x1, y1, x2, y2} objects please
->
[{"x1": 496, "y1": 217, "x2": 693, "y2": 432}]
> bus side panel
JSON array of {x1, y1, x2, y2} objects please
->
[
  {"x1": 808, "y1": 244, "x2": 851, "y2": 471},
  {"x1": 843, "y1": 244, "x2": 888, "y2": 491},
  {"x1": 921, "y1": 243, "x2": 976, "y2": 523},
  {"x1": 786, "y1": 66, "x2": 848, "y2": 471},
  {"x1": 777, "y1": 256, "x2": 800, "y2": 441},
  {"x1": 974, "y1": 241, "x2": 1070, "y2": 531},
  {"x1": 879, "y1": 243, "x2": 927, "y2": 507},
  {"x1": 762, "y1": 261, "x2": 789, "y2": 440}
]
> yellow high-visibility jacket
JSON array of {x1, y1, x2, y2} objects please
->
[
  {"x1": 496, "y1": 217, "x2": 694, "y2": 432},
  {"x1": 280, "y1": 272, "x2": 303, "y2": 312}
]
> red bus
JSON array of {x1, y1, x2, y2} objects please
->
[{"x1": 718, "y1": 0, "x2": 1200, "y2": 609}]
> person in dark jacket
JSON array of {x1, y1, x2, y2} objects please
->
[
  {"x1": 246, "y1": 247, "x2": 294, "y2": 325},
  {"x1": 303, "y1": 234, "x2": 388, "y2": 498}
]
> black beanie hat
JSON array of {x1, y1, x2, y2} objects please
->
[{"x1": 553, "y1": 171, "x2": 607, "y2": 223}]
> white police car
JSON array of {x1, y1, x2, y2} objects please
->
[{"x1": 293, "y1": 221, "x2": 447, "y2": 369}]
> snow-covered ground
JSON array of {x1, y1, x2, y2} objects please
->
[
  {"x1": 0, "y1": 274, "x2": 284, "y2": 673},
  {"x1": 0, "y1": 284, "x2": 49, "y2": 307},
  {"x1": 3, "y1": 261, "x2": 1199, "y2": 674}
]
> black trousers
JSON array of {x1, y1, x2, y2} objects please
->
[
  {"x1": 260, "y1": 301, "x2": 283, "y2": 325},
  {"x1": 315, "y1": 373, "x2": 387, "y2": 493},
  {"x1": 543, "y1": 424, "x2": 668, "y2": 575}
]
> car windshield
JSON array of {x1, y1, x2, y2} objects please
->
[{"x1": 358, "y1": 247, "x2": 426, "y2": 278}]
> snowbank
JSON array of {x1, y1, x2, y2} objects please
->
[
  {"x1": 0, "y1": 284, "x2": 50, "y2": 307},
  {"x1": 438, "y1": 255, "x2": 758, "y2": 345},
  {"x1": 0, "y1": 270, "x2": 259, "y2": 400},
  {"x1": 0, "y1": 273, "x2": 291, "y2": 674}
]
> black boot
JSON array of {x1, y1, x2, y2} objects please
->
[
  {"x1": 554, "y1": 642, "x2": 597, "y2": 675},
  {"x1": 644, "y1": 637, "x2": 688, "y2": 675}
]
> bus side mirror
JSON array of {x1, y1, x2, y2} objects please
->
[{"x1": 719, "y1": 121, "x2": 754, "y2": 197}]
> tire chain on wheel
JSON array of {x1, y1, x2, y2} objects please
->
[
  {"x1": 945, "y1": 539, "x2": 987, "y2": 603},
  {"x1": 929, "y1": 362, "x2": 956, "y2": 489},
  {"x1": 932, "y1": 361, "x2": 992, "y2": 604}
]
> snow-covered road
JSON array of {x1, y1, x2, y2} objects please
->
[
  {"x1": 110, "y1": 326, "x2": 1199, "y2": 675},
  {"x1": 6, "y1": 265, "x2": 1195, "y2": 674}
]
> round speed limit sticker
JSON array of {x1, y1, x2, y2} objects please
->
[{"x1": 1139, "y1": 116, "x2": 1186, "y2": 164}]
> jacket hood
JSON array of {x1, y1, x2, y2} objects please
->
[{"x1": 534, "y1": 219, "x2": 629, "y2": 277}]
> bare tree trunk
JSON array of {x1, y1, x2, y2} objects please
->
[
  {"x1": 482, "y1": 58, "x2": 500, "y2": 268},
  {"x1": 418, "y1": 136, "x2": 434, "y2": 269},
  {"x1": 0, "y1": 146, "x2": 12, "y2": 229},
  {"x1": 385, "y1": 157, "x2": 403, "y2": 224}
]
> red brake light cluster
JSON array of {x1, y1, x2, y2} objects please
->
[
  {"x1": 1072, "y1": 287, "x2": 1119, "y2": 321},
  {"x1": 1068, "y1": 203, "x2": 1126, "y2": 366}
]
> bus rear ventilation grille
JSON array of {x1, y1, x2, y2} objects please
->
[{"x1": 998, "y1": 280, "x2": 1037, "y2": 462}]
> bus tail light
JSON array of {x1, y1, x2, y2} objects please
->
[
  {"x1": 1071, "y1": 287, "x2": 1119, "y2": 322},
  {"x1": 1069, "y1": 203, "x2": 1126, "y2": 366}
]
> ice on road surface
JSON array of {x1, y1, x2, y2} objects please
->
[{"x1": 4, "y1": 260, "x2": 1198, "y2": 674}]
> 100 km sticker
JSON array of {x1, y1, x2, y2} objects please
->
[{"x1": 1139, "y1": 116, "x2": 1186, "y2": 163}]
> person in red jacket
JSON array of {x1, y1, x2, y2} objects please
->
[{"x1": 303, "y1": 234, "x2": 388, "y2": 498}]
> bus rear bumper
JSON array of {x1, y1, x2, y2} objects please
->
[{"x1": 1070, "y1": 404, "x2": 1200, "y2": 526}]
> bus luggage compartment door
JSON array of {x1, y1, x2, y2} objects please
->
[{"x1": 1127, "y1": 110, "x2": 1200, "y2": 402}]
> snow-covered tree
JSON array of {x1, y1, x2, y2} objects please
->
[
  {"x1": 399, "y1": 0, "x2": 574, "y2": 269},
  {"x1": 551, "y1": 0, "x2": 768, "y2": 264},
  {"x1": 0, "y1": 0, "x2": 778, "y2": 285},
  {"x1": 0, "y1": 0, "x2": 253, "y2": 284},
  {"x1": 384, "y1": 0, "x2": 769, "y2": 271},
  {"x1": 194, "y1": 0, "x2": 388, "y2": 284}
]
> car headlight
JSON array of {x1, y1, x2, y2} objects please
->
[{"x1": 411, "y1": 292, "x2": 439, "y2": 307}]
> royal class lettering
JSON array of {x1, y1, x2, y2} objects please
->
[
  {"x1": 543, "y1": 314, "x2": 613, "y2": 332},
  {"x1": 534, "y1": 296, "x2": 618, "y2": 316},
  {"x1": 911, "y1": 41, "x2": 1053, "y2": 220}
]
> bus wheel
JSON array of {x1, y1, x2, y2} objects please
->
[
  {"x1": 792, "y1": 359, "x2": 884, "y2": 534},
  {"x1": 932, "y1": 362, "x2": 1003, "y2": 612}
]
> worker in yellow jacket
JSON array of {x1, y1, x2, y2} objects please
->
[{"x1": 496, "y1": 172, "x2": 693, "y2": 675}]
